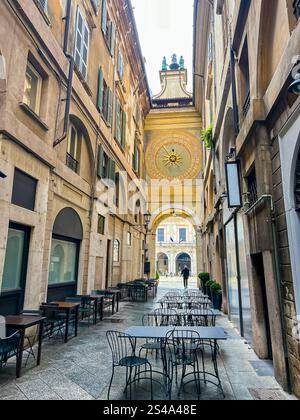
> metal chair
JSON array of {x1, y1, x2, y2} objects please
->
[
  {"x1": 21, "y1": 309, "x2": 42, "y2": 366},
  {"x1": 153, "y1": 308, "x2": 178, "y2": 326},
  {"x1": 65, "y1": 296, "x2": 94, "y2": 327},
  {"x1": 40, "y1": 304, "x2": 66, "y2": 340},
  {"x1": 0, "y1": 330, "x2": 21, "y2": 376},
  {"x1": 139, "y1": 314, "x2": 162, "y2": 358},
  {"x1": 106, "y1": 331, "x2": 153, "y2": 400},
  {"x1": 166, "y1": 329, "x2": 204, "y2": 399},
  {"x1": 189, "y1": 309, "x2": 216, "y2": 327}
]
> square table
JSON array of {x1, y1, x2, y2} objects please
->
[
  {"x1": 50, "y1": 302, "x2": 80, "y2": 343},
  {"x1": 5, "y1": 315, "x2": 45, "y2": 378}
]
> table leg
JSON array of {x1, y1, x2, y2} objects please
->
[
  {"x1": 116, "y1": 293, "x2": 119, "y2": 312},
  {"x1": 94, "y1": 300, "x2": 98, "y2": 325},
  {"x1": 37, "y1": 320, "x2": 44, "y2": 366},
  {"x1": 16, "y1": 329, "x2": 25, "y2": 379},
  {"x1": 100, "y1": 298, "x2": 104, "y2": 320},
  {"x1": 74, "y1": 307, "x2": 79, "y2": 337},
  {"x1": 65, "y1": 309, "x2": 70, "y2": 343},
  {"x1": 112, "y1": 295, "x2": 115, "y2": 315}
]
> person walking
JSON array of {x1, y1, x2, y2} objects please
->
[{"x1": 181, "y1": 266, "x2": 190, "y2": 289}]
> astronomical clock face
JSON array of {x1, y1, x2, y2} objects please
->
[{"x1": 146, "y1": 133, "x2": 202, "y2": 180}]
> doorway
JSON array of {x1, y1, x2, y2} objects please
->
[
  {"x1": 252, "y1": 253, "x2": 273, "y2": 360},
  {"x1": 176, "y1": 253, "x2": 192, "y2": 274},
  {"x1": 0, "y1": 223, "x2": 30, "y2": 315}
]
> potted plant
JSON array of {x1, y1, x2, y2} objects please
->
[
  {"x1": 205, "y1": 280, "x2": 215, "y2": 299},
  {"x1": 198, "y1": 272, "x2": 210, "y2": 291},
  {"x1": 201, "y1": 124, "x2": 213, "y2": 149},
  {"x1": 210, "y1": 282, "x2": 222, "y2": 310},
  {"x1": 156, "y1": 271, "x2": 160, "y2": 281}
]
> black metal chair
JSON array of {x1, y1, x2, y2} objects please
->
[
  {"x1": 20, "y1": 309, "x2": 42, "y2": 366},
  {"x1": 139, "y1": 314, "x2": 162, "y2": 359},
  {"x1": 106, "y1": 331, "x2": 153, "y2": 400},
  {"x1": 189, "y1": 309, "x2": 216, "y2": 327},
  {"x1": 92, "y1": 290, "x2": 114, "y2": 315},
  {"x1": 0, "y1": 330, "x2": 21, "y2": 376},
  {"x1": 40, "y1": 304, "x2": 66, "y2": 340},
  {"x1": 166, "y1": 329, "x2": 204, "y2": 399},
  {"x1": 153, "y1": 308, "x2": 178, "y2": 327},
  {"x1": 65, "y1": 296, "x2": 94, "y2": 327}
]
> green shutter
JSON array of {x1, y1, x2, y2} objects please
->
[
  {"x1": 115, "y1": 98, "x2": 121, "y2": 142},
  {"x1": 101, "y1": 0, "x2": 107, "y2": 34},
  {"x1": 121, "y1": 111, "x2": 126, "y2": 148},
  {"x1": 97, "y1": 68, "x2": 104, "y2": 113},
  {"x1": 97, "y1": 144, "x2": 104, "y2": 178},
  {"x1": 109, "y1": 159, "x2": 116, "y2": 181},
  {"x1": 110, "y1": 22, "x2": 116, "y2": 56},
  {"x1": 107, "y1": 88, "x2": 113, "y2": 127}
]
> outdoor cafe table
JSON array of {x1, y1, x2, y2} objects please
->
[
  {"x1": 5, "y1": 315, "x2": 45, "y2": 378},
  {"x1": 50, "y1": 301, "x2": 80, "y2": 343},
  {"x1": 125, "y1": 326, "x2": 227, "y2": 394}
]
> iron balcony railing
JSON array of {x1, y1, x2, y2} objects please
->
[{"x1": 66, "y1": 153, "x2": 79, "y2": 173}]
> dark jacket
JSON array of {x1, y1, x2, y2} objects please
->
[{"x1": 181, "y1": 268, "x2": 190, "y2": 279}]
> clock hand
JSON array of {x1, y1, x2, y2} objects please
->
[{"x1": 163, "y1": 146, "x2": 171, "y2": 156}]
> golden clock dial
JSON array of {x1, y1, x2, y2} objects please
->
[{"x1": 146, "y1": 132, "x2": 202, "y2": 180}]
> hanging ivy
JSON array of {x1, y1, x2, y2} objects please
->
[{"x1": 201, "y1": 125, "x2": 213, "y2": 149}]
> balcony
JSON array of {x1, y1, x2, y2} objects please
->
[{"x1": 66, "y1": 153, "x2": 79, "y2": 173}]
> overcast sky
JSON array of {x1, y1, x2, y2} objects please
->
[{"x1": 131, "y1": 0, "x2": 194, "y2": 96}]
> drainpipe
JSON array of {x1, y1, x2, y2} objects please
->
[
  {"x1": 230, "y1": 47, "x2": 240, "y2": 137},
  {"x1": 245, "y1": 195, "x2": 292, "y2": 392},
  {"x1": 54, "y1": 0, "x2": 74, "y2": 147}
]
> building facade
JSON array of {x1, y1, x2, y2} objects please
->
[
  {"x1": 194, "y1": 0, "x2": 300, "y2": 398},
  {"x1": 156, "y1": 217, "x2": 197, "y2": 276},
  {"x1": 0, "y1": 0, "x2": 150, "y2": 314}
]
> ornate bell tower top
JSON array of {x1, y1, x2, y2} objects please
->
[{"x1": 153, "y1": 54, "x2": 192, "y2": 108}]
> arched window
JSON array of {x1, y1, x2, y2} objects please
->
[
  {"x1": 295, "y1": 149, "x2": 300, "y2": 212},
  {"x1": 113, "y1": 239, "x2": 120, "y2": 262}
]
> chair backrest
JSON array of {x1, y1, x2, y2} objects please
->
[
  {"x1": 142, "y1": 314, "x2": 157, "y2": 327},
  {"x1": 166, "y1": 329, "x2": 201, "y2": 363},
  {"x1": 40, "y1": 304, "x2": 60, "y2": 319},
  {"x1": 153, "y1": 308, "x2": 177, "y2": 326},
  {"x1": 106, "y1": 331, "x2": 135, "y2": 366},
  {"x1": 189, "y1": 309, "x2": 214, "y2": 326}
]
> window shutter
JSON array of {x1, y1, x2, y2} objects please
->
[
  {"x1": 121, "y1": 111, "x2": 126, "y2": 148},
  {"x1": 97, "y1": 68, "x2": 104, "y2": 112},
  {"x1": 109, "y1": 159, "x2": 116, "y2": 181},
  {"x1": 110, "y1": 22, "x2": 116, "y2": 56},
  {"x1": 133, "y1": 142, "x2": 138, "y2": 172},
  {"x1": 91, "y1": 0, "x2": 100, "y2": 15},
  {"x1": 97, "y1": 144, "x2": 104, "y2": 178},
  {"x1": 81, "y1": 22, "x2": 90, "y2": 80},
  {"x1": 107, "y1": 88, "x2": 113, "y2": 127},
  {"x1": 115, "y1": 98, "x2": 121, "y2": 142},
  {"x1": 101, "y1": 0, "x2": 108, "y2": 33},
  {"x1": 74, "y1": 9, "x2": 83, "y2": 71},
  {"x1": 118, "y1": 52, "x2": 124, "y2": 80}
]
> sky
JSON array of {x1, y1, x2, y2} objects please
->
[{"x1": 131, "y1": 0, "x2": 194, "y2": 96}]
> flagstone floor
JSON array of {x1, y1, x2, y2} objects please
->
[{"x1": 0, "y1": 277, "x2": 296, "y2": 400}]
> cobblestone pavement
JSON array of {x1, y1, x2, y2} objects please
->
[{"x1": 0, "y1": 278, "x2": 296, "y2": 400}]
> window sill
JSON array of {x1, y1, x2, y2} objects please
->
[
  {"x1": 19, "y1": 103, "x2": 49, "y2": 131},
  {"x1": 33, "y1": 0, "x2": 51, "y2": 26}
]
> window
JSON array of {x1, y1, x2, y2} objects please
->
[
  {"x1": 97, "y1": 215, "x2": 105, "y2": 235},
  {"x1": 48, "y1": 238, "x2": 78, "y2": 285},
  {"x1": 101, "y1": 0, "x2": 115, "y2": 55},
  {"x1": 23, "y1": 62, "x2": 42, "y2": 114},
  {"x1": 74, "y1": 8, "x2": 90, "y2": 81},
  {"x1": 239, "y1": 39, "x2": 250, "y2": 117},
  {"x1": 208, "y1": 33, "x2": 213, "y2": 63},
  {"x1": 97, "y1": 144, "x2": 115, "y2": 180},
  {"x1": 115, "y1": 98, "x2": 126, "y2": 147},
  {"x1": 97, "y1": 68, "x2": 113, "y2": 126},
  {"x1": 113, "y1": 239, "x2": 120, "y2": 262},
  {"x1": 2, "y1": 228, "x2": 26, "y2": 291},
  {"x1": 157, "y1": 228, "x2": 165, "y2": 243},
  {"x1": 295, "y1": 149, "x2": 300, "y2": 211},
  {"x1": 127, "y1": 232, "x2": 132, "y2": 246},
  {"x1": 179, "y1": 228, "x2": 187, "y2": 243},
  {"x1": 12, "y1": 169, "x2": 37, "y2": 211},
  {"x1": 247, "y1": 167, "x2": 258, "y2": 207},
  {"x1": 67, "y1": 124, "x2": 80, "y2": 173},
  {"x1": 133, "y1": 140, "x2": 140, "y2": 175},
  {"x1": 117, "y1": 51, "x2": 125, "y2": 81}
]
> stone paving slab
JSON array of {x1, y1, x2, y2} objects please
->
[{"x1": 0, "y1": 278, "x2": 296, "y2": 400}]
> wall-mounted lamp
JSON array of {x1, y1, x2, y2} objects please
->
[
  {"x1": 0, "y1": 171, "x2": 7, "y2": 179},
  {"x1": 225, "y1": 161, "x2": 243, "y2": 209}
]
